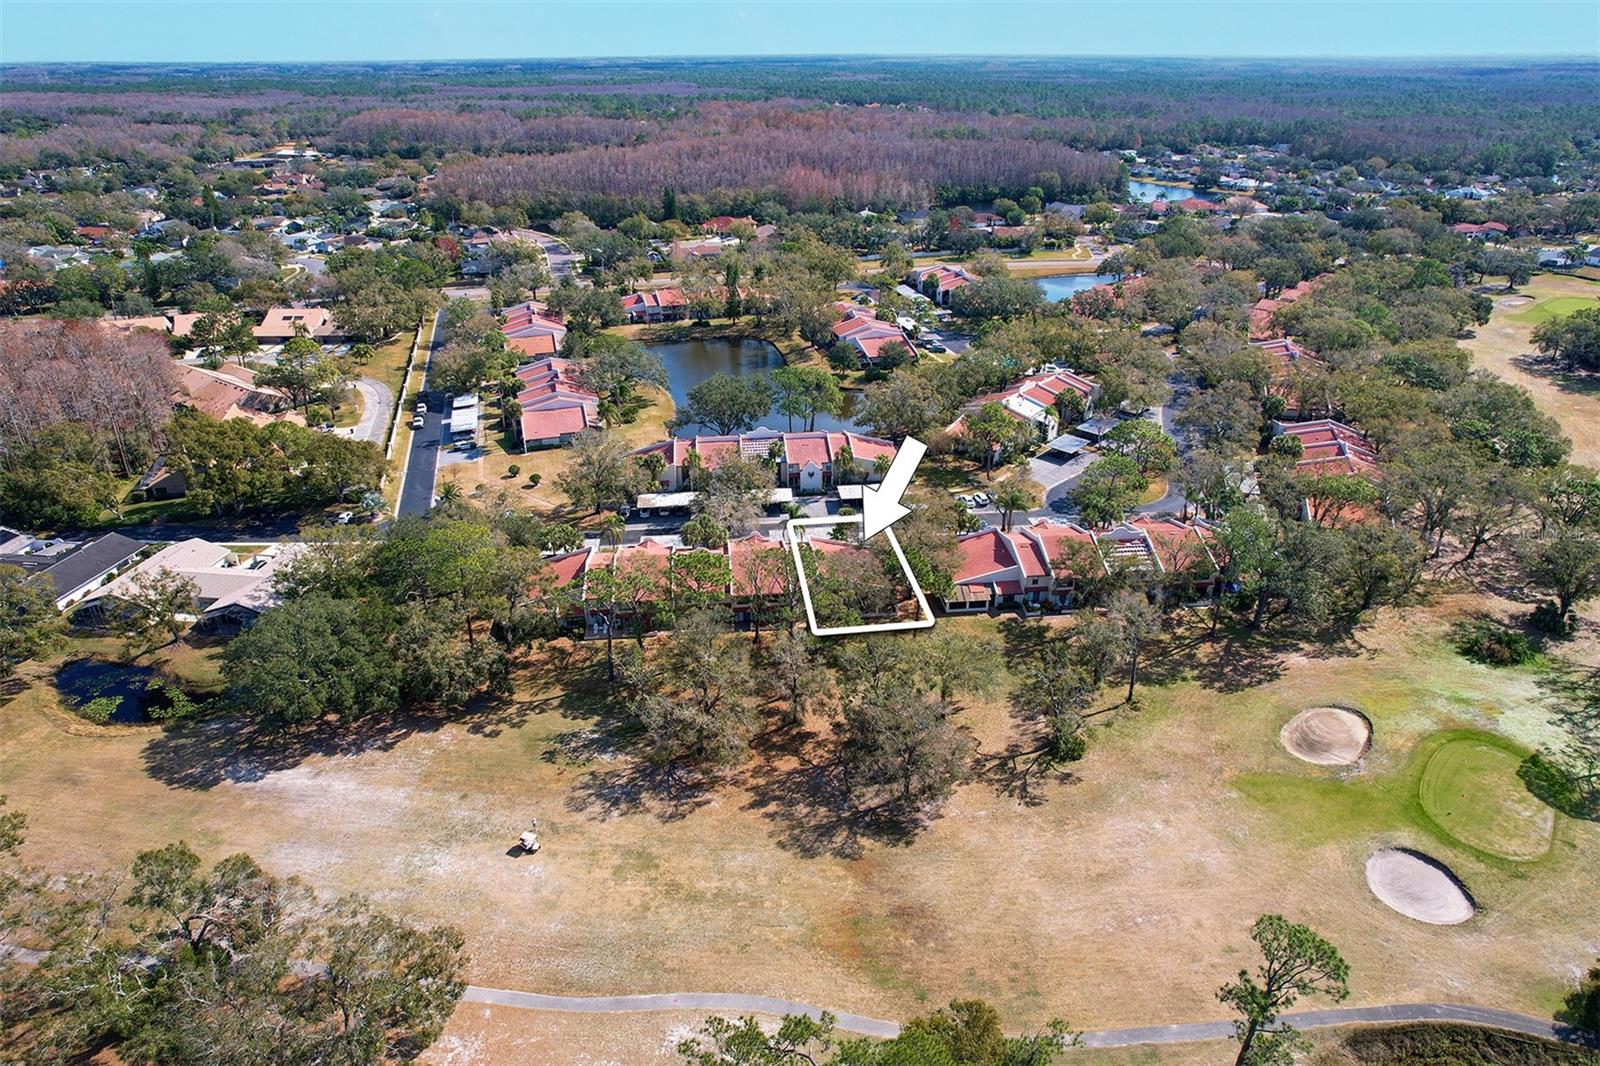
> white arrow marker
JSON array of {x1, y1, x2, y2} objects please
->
[{"x1": 860, "y1": 435, "x2": 927, "y2": 540}]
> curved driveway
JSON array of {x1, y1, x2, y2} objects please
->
[{"x1": 342, "y1": 377, "x2": 393, "y2": 444}]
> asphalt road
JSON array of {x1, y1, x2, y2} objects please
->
[
  {"x1": 396, "y1": 312, "x2": 445, "y2": 518},
  {"x1": 336, "y1": 377, "x2": 393, "y2": 445},
  {"x1": 529, "y1": 230, "x2": 580, "y2": 283}
]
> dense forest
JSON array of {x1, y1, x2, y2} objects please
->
[{"x1": 2, "y1": 58, "x2": 1596, "y2": 213}]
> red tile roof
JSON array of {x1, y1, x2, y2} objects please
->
[
  {"x1": 507, "y1": 334, "x2": 560, "y2": 357},
  {"x1": 521, "y1": 406, "x2": 590, "y2": 441},
  {"x1": 727, "y1": 534, "x2": 787, "y2": 597},
  {"x1": 953, "y1": 530, "x2": 1017, "y2": 584},
  {"x1": 784, "y1": 433, "x2": 831, "y2": 467}
]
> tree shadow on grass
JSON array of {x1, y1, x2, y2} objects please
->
[
  {"x1": 140, "y1": 643, "x2": 610, "y2": 790},
  {"x1": 1509, "y1": 352, "x2": 1600, "y2": 399},
  {"x1": 139, "y1": 706, "x2": 453, "y2": 791},
  {"x1": 974, "y1": 741, "x2": 1082, "y2": 808},
  {"x1": 739, "y1": 727, "x2": 923, "y2": 860},
  {"x1": 561, "y1": 751, "x2": 720, "y2": 823},
  {"x1": 1172, "y1": 619, "x2": 1369, "y2": 695},
  {"x1": 996, "y1": 615, "x2": 1061, "y2": 662}
]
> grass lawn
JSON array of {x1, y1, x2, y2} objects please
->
[
  {"x1": 1418, "y1": 734, "x2": 1553, "y2": 862},
  {"x1": 1462, "y1": 273, "x2": 1600, "y2": 468},
  {"x1": 4, "y1": 592, "x2": 1594, "y2": 1062},
  {"x1": 1508, "y1": 294, "x2": 1600, "y2": 325},
  {"x1": 1232, "y1": 727, "x2": 1556, "y2": 867},
  {"x1": 1138, "y1": 476, "x2": 1169, "y2": 506}
]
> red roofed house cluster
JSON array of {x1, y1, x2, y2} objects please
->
[
  {"x1": 513, "y1": 357, "x2": 602, "y2": 449},
  {"x1": 621, "y1": 287, "x2": 689, "y2": 323},
  {"x1": 947, "y1": 367, "x2": 1100, "y2": 443},
  {"x1": 945, "y1": 517, "x2": 1219, "y2": 613},
  {"x1": 543, "y1": 530, "x2": 876, "y2": 636},
  {"x1": 1274, "y1": 418, "x2": 1380, "y2": 478},
  {"x1": 907, "y1": 264, "x2": 977, "y2": 306},
  {"x1": 501, "y1": 300, "x2": 569, "y2": 359},
  {"x1": 1249, "y1": 274, "x2": 1329, "y2": 340},
  {"x1": 1272, "y1": 418, "x2": 1383, "y2": 525},
  {"x1": 635, "y1": 429, "x2": 898, "y2": 495},
  {"x1": 832, "y1": 304, "x2": 917, "y2": 368},
  {"x1": 1451, "y1": 221, "x2": 1509, "y2": 239}
]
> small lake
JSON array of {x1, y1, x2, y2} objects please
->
[
  {"x1": 646, "y1": 338, "x2": 863, "y2": 437},
  {"x1": 1034, "y1": 273, "x2": 1106, "y2": 303},
  {"x1": 55, "y1": 658, "x2": 159, "y2": 724},
  {"x1": 1128, "y1": 179, "x2": 1221, "y2": 204}
]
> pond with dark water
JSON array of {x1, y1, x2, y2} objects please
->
[
  {"x1": 54, "y1": 658, "x2": 159, "y2": 724},
  {"x1": 646, "y1": 338, "x2": 863, "y2": 436}
]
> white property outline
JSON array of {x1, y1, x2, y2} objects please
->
[{"x1": 784, "y1": 516, "x2": 936, "y2": 637}]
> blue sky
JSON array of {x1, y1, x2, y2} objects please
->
[{"x1": 3, "y1": 0, "x2": 1597, "y2": 63}]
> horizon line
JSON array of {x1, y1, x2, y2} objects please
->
[{"x1": 4, "y1": 52, "x2": 1599, "y2": 67}]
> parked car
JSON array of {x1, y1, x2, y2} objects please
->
[
  {"x1": 412, "y1": 415, "x2": 425, "y2": 429},
  {"x1": 332, "y1": 511, "x2": 354, "y2": 525},
  {"x1": 971, "y1": 493, "x2": 991, "y2": 508}
]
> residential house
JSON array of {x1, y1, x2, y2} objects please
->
[
  {"x1": 102, "y1": 315, "x2": 174, "y2": 336},
  {"x1": 832, "y1": 305, "x2": 916, "y2": 367},
  {"x1": 667, "y1": 236, "x2": 737, "y2": 262},
  {"x1": 1451, "y1": 221, "x2": 1509, "y2": 240},
  {"x1": 501, "y1": 300, "x2": 569, "y2": 358},
  {"x1": 74, "y1": 539, "x2": 306, "y2": 633},
  {"x1": 1271, "y1": 419, "x2": 1383, "y2": 525},
  {"x1": 621, "y1": 287, "x2": 689, "y2": 323},
  {"x1": 177, "y1": 363, "x2": 294, "y2": 425},
  {"x1": 1249, "y1": 274, "x2": 1329, "y2": 341},
  {"x1": 634, "y1": 430, "x2": 898, "y2": 495},
  {"x1": 702, "y1": 215, "x2": 756, "y2": 234},
  {"x1": 946, "y1": 367, "x2": 1100, "y2": 444},
  {"x1": 253, "y1": 306, "x2": 343, "y2": 343},
  {"x1": 0, "y1": 529, "x2": 144, "y2": 610},
  {"x1": 514, "y1": 357, "x2": 602, "y2": 449},
  {"x1": 943, "y1": 517, "x2": 1218, "y2": 613},
  {"x1": 133, "y1": 457, "x2": 188, "y2": 501},
  {"x1": 907, "y1": 264, "x2": 977, "y2": 306},
  {"x1": 1253, "y1": 337, "x2": 1324, "y2": 412},
  {"x1": 545, "y1": 530, "x2": 883, "y2": 637}
]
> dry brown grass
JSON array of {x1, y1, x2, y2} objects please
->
[
  {"x1": 3, "y1": 596, "x2": 1596, "y2": 1061},
  {"x1": 1461, "y1": 274, "x2": 1600, "y2": 468}
]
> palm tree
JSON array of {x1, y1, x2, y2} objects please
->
[
  {"x1": 435, "y1": 482, "x2": 462, "y2": 509},
  {"x1": 992, "y1": 483, "x2": 1040, "y2": 532},
  {"x1": 601, "y1": 513, "x2": 626, "y2": 549}
]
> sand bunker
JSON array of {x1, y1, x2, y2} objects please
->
[
  {"x1": 1280, "y1": 707, "x2": 1371, "y2": 765},
  {"x1": 1365, "y1": 849, "x2": 1475, "y2": 925}
]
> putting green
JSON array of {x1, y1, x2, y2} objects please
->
[
  {"x1": 1508, "y1": 295, "x2": 1600, "y2": 325},
  {"x1": 1418, "y1": 736, "x2": 1554, "y2": 861}
]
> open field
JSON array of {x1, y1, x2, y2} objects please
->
[
  {"x1": 3, "y1": 594, "x2": 1596, "y2": 1061},
  {"x1": 1463, "y1": 273, "x2": 1600, "y2": 468}
]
